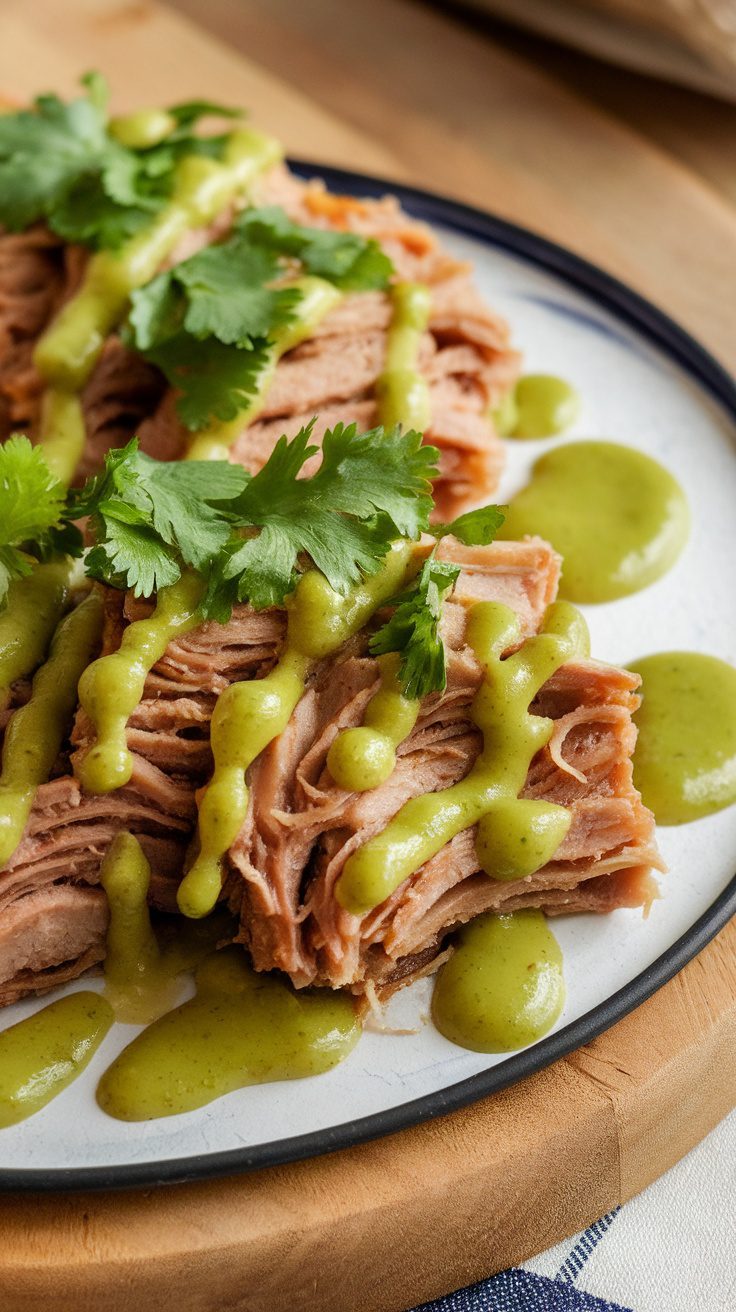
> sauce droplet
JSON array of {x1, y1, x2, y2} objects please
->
[
  {"x1": 629, "y1": 652, "x2": 736, "y2": 825},
  {"x1": 500, "y1": 441, "x2": 689, "y2": 602},
  {"x1": 100, "y1": 833, "x2": 233, "y2": 1024},
  {"x1": 109, "y1": 108, "x2": 178, "y2": 150},
  {"x1": 432, "y1": 910, "x2": 565, "y2": 1052},
  {"x1": 498, "y1": 374, "x2": 579, "y2": 439},
  {"x1": 96, "y1": 949, "x2": 360, "y2": 1121},
  {"x1": 375, "y1": 281, "x2": 432, "y2": 432},
  {"x1": 327, "y1": 654, "x2": 419, "y2": 792}
]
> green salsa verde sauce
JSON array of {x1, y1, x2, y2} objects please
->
[
  {"x1": 327, "y1": 653, "x2": 420, "y2": 792},
  {"x1": 100, "y1": 833, "x2": 232, "y2": 1025},
  {"x1": 336, "y1": 599, "x2": 588, "y2": 917},
  {"x1": 499, "y1": 441, "x2": 689, "y2": 603},
  {"x1": 432, "y1": 910, "x2": 565, "y2": 1052},
  {"x1": 76, "y1": 572, "x2": 205, "y2": 795},
  {"x1": 178, "y1": 542, "x2": 416, "y2": 919},
  {"x1": 629, "y1": 652, "x2": 736, "y2": 826},
  {"x1": 31, "y1": 127, "x2": 281, "y2": 483},
  {"x1": 0, "y1": 591, "x2": 104, "y2": 866},
  {"x1": 184, "y1": 275, "x2": 343, "y2": 461},
  {"x1": 108, "y1": 108, "x2": 178, "y2": 150},
  {"x1": 96, "y1": 947, "x2": 360, "y2": 1122},
  {"x1": 36, "y1": 388, "x2": 87, "y2": 487},
  {"x1": 0, "y1": 992, "x2": 113, "y2": 1129},
  {"x1": 0, "y1": 560, "x2": 72, "y2": 704},
  {"x1": 375, "y1": 282, "x2": 432, "y2": 432},
  {"x1": 315, "y1": 281, "x2": 434, "y2": 795},
  {"x1": 34, "y1": 128, "x2": 282, "y2": 395},
  {"x1": 494, "y1": 374, "x2": 580, "y2": 440}
]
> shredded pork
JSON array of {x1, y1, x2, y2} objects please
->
[{"x1": 0, "y1": 540, "x2": 660, "y2": 1004}]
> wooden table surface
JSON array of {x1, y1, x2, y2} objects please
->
[
  {"x1": 166, "y1": 0, "x2": 736, "y2": 366},
  {"x1": 2, "y1": 0, "x2": 734, "y2": 363},
  {"x1": 0, "y1": 4, "x2": 734, "y2": 1309}
]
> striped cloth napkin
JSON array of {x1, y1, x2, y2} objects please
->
[{"x1": 411, "y1": 1107, "x2": 735, "y2": 1311}]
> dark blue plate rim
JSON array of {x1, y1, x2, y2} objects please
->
[{"x1": 2, "y1": 162, "x2": 734, "y2": 1192}]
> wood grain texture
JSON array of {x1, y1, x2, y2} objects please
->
[
  {"x1": 0, "y1": 2, "x2": 734, "y2": 1307},
  {"x1": 447, "y1": 7, "x2": 736, "y2": 208},
  {"x1": 167, "y1": 0, "x2": 736, "y2": 367}
]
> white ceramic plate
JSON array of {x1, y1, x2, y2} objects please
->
[{"x1": 1, "y1": 168, "x2": 735, "y2": 1190}]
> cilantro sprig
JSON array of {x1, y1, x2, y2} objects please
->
[
  {"x1": 369, "y1": 504, "x2": 506, "y2": 698},
  {"x1": 125, "y1": 242, "x2": 300, "y2": 430},
  {"x1": 66, "y1": 442, "x2": 249, "y2": 597},
  {"x1": 76, "y1": 423, "x2": 435, "y2": 614},
  {"x1": 124, "y1": 208, "x2": 393, "y2": 431},
  {"x1": 3, "y1": 429, "x2": 503, "y2": 701},
  {"x1": 4, "y1": 422, "x2": 437, "y2": 615},
  {"x1": 214, "y1": 420, "x2": 437, "y2": 612},
  {"x1": 0, "y1": 74, "x2": 243, "y2": 249},
  {"x1": 0, "y1": 436, "x2": 83, "y2": 601},
  {"x1": 235, "y1": 206, "x2": 394, "y2": 291}
]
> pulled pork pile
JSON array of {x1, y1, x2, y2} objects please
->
[
  {"x1": 0, "y1": 538, "x2": 661, "y2": 1006},
  {"x1": 0, "y1": 167, "x2": 518, "y2": 516}
]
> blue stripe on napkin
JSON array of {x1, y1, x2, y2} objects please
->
[
  {"x1": 555, "y1": 1210, "x2": 621, "y2": 1285},
  {"x1": 412, "y1": 1267, "x2": 633, "y2": 1311}
]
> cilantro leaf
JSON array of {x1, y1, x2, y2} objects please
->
[
  {"x1": 236, "y1": 206, "x2": 393, "y2": 290},
  {"x1": 366, "y1": 505, "x2": 505, "y2": 698},
  {"x1": 140, "y1": 332, "x2": 273, "y2": 430},
  {"x1": 133, "y1": 455, "x2": 247, "y2": 570},
  {"x1": 125, "y1": 237, "x2": 299, "y2": 430},
  {"x1": 174, "y1": 242, "x2": 300, "y2": 345},
  {"x1": 68, "y1": 438, "x2": 249, "y2": 596},
  {"x1": 369, "y1": 558, "x2": 461, "y2": 699},
  {"x1": 125, "y1": 210, "x2": 392, "y2": 432},
  {"x1": 49, "y1": 173, "x2": 156, "y2": 247},
  {"x1": 0, "y1": 436, "x2": 78, "y2": 605},
  {"x1": 84, "y1": 525, "x2": 181, "y2": 597},
  {"x1": 0, "y1": 75, "x2": 240, "y2": 250},
  {"x1": 0, "y1": 436, "x2": 67, "y2": 544},
  {"x1": 432, "y1": 504, "x2": 505, "y2": 546},
  {"x1": 165, "y1": 100, "x2": 244, "y2": 130},
  {"x1": 220, "y1": 421, "x2": 438, "y2": 609},
  {"x1": 0, "y1": 90, "x2": 110, "y2": 232},
  {"x1": 126, "y1": 269, "x2": 184, "y2": 351}
]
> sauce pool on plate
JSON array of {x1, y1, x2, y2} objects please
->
[
  {"x1": 97, "y1": 949, "x2": 360, "y2": 1121},
  {"x1": 630, "y1": 652, "x2": 736, "y2": 825},
  {"x1": 500, "y1": 440, "x2": 689, "y2": 602},
  {"x1": 495, "y1": 374, "x2": 580, "y2": 440},
  {"x1": 432, "y1": 910, "x2": 565, "y2": 1053}
]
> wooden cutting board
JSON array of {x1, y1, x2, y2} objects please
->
[{"x1": 0, "y1": 3, "x2": 734, "y2": 1308}]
